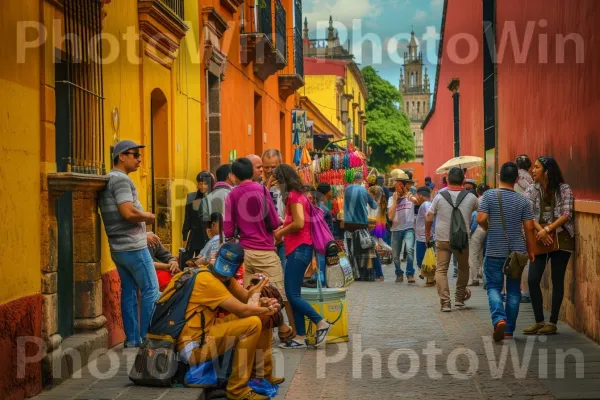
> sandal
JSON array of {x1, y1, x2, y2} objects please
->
[
  {"x1": 279, "y1": 339, "x2": 307, "y2": 349},
  {"x1": 278, "y1": 328, "x2": 295, "y2": 342},
  {"x1": 314, "y1": 321, "x2": 333, "y2": 348}
]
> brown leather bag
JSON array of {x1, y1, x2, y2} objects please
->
[{"x1": 532, "y1": 193, "x2": 559, "y2": 255}]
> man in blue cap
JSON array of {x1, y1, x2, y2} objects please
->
[
  {"x1": 99, "y1": 140, "x2": 159, "y2": 348},
  {"x1": 178, "y1": 243, "x2": 284, "y2": 400}
]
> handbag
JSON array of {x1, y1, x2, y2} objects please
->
[
  {"x1": 358, "y1": 228, "x2": 375, "y2": 250},
  {"x1": 531, "y1": 192, "x2": 559, "y2": 255},
  {"x1": 303, "y1": 194, "x2": 334, "y2": 255},
  {"x1": 497, "y1": 190, "x2": 529, "y2": 280}
]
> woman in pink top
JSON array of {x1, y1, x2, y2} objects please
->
[{"x1": 273, "y1": 164, "x2": 331, "y2": 349}]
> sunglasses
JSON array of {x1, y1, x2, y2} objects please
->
[{"x1": 123, "y1": 152, "x2": 141, "y2": 159}]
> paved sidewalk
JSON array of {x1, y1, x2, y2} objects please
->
[
  {"x1": 33, "y1": 262, "x2": 600, "y2": 400},
  {"x1": 33, "y1": 340, "x2": 304, "y2": 400},
  {"x1": 284, "y1": 264, "x2": 600, "y2": 400}
]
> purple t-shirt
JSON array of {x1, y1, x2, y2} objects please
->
[{"x1": 224, "y1": 181, "x2": 281, "y2": 251}]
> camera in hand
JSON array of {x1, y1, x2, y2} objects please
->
[{"x1": 250, "y1": 274, "x2": 265, "y2": 285}]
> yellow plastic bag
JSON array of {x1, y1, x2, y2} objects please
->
[{"x1": 421, "y1": 248, "x2": 437, "y2": 277}]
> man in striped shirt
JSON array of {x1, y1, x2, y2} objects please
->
[
  {"x1": 476, "y1": 162, "x2": 536, "y2": 342},
  {"x1": 99, "y1": 140, "x2": 159, "y2": 347}
]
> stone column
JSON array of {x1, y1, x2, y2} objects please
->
[
  {"x1": 41, "y1": 189, "x2": 61, "y2": 370},
  {"x1": 72, "y1": 191, "x2": 106, "y2": 331}
]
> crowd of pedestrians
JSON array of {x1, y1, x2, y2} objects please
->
[{"x1": 99, "y1": 139, "x2": 575, "y2": 397}]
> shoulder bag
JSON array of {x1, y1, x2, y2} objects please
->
[
  {"x1": 531, "y1": 190, "x2": 559, "y2": 255},
  {"x1": 497, "y1": 190, "x2": 529, "y2": 280}
]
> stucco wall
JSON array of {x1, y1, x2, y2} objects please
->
[
  {"x1": 0, "y1": 0, "x2": 42, "y2": 306},
  {"x1": 422, "y1": 0, "x2": 483, "y2": 187},
  {"x1": 496, "y1": 0, "x2": 600, "y2": 200},
  {"x1": 300, "y1": 74, "x2": 341, "y2": 133}
]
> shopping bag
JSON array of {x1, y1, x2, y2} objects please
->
[{"x1": 421, "y1": 248, "x2": 437, "y2": 278}]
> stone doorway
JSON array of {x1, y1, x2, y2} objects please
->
[{"x1": 149, "y1": 89, "x2": 172, "y2": 249}]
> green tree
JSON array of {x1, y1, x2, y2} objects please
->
[{"x1": 362, "y1": 66, "x2": 414, "y2": 171}]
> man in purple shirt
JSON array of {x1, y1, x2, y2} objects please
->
[
  {"x1": 224, "y1": 157, "x2": 284, "y2": 285},
  {"x1": 225, "y1": 157, "x2": 295, "y2": 339}
]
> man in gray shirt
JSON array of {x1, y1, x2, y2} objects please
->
[
  {"x1": 99, "y1": 140, "x2": 159, "y2": 347},
  {"x1": 426, "y1": 168, "x2": 478, "y2": 312}
]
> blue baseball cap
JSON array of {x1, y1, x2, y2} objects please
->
[
  {"x1": 213, "y1": 243, "x2": 245, "y2": 278},
  {"x1": 112, "y1": 140, "x2": 145, "y2": 160}
]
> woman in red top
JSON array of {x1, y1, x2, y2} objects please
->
[{"x1": 273, "y1": 164, "x2": 331, "y2": 349}]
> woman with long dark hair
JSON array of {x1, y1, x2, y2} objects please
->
[
  {"x1": 183, "y1": 171, "x2": 215, "y2": 257},
  {"x1": 523, "y1": 157, "x2": 575, "y2": 335},
  {"x1": 273, "y1": 164, "x2": 331, "y2": 348}
]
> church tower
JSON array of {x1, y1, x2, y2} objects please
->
[{"x1": 400, "y1": 30, "x2": 431, "y2": 162}]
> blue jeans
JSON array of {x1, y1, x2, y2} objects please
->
[
  {"x1": 284, "y1": 244, "x2": 323, "y2": 336},
  {"x1": 484, "y1": 256, "x2": 521, "y2": 334},
  {"x1": 276, "y1": 242, "x2": 286, "y2": 271},
  {"x1": 391, "y1": 229, "x2": 415, "y2": 277},
  {"x1": 373, "y1": 253, "x2": 384, "y2": 278},
  {"x1": 415, "y1": 240, "x2": 427, "y2": 270},
  {"x1": 111, "y1": 248, "x2": 160, "y2": 345}
]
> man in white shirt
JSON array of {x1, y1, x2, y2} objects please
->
[
  {"x1": 426, "y1": 168, "x2": 478, "y2": 312},
  {"x1": 388, "y1": 172, "x2": 417, "y2": 283}
]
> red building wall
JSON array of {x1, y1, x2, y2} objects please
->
[
  {"x1": 423, "y1": 0, "x2": 484, "y2": 187},
  {"x1": 496, "y1": 0, "x2": 600, "y2": 200}
]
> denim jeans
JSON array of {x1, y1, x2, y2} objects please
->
[
  {"x1": 373, "y1": 252, "x2": 384, "y2": 278},
  {"x1": 276, "y1": 242, "x2": 286, "y2": 271},
  {"x1": 415, "y1": 240, "x2": 427, "y2": 269},
  {"x1": 391, "y1": 229, "x2": 415, "y2": 277},
  {"x1": 284, "y1": 244, "x2": 323, "y2": 336},
  {"x1": 111, "y1": 248, "x2": 160, "y2": 345},
  {"x1": 484, "y1": 256, "x2": 521, "y2": 334}
]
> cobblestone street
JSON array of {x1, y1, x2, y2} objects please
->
[{"x1": 34, "y1": 263, "x2": 600, "y2": 400}]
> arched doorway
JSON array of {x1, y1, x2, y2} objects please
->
[{"x1": 149, "y1": 89, "x2": 172, "y2": 248}]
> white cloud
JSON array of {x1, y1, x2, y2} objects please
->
[
  {"x1": 431, "y1": 0, "x2": 444, "y2": 8},
  {"x1": 304, "y1": 0, "x2": 383, "y2": 36},
  {"x1": 413, "y1": 9, "x2": 427, "y2": 22}
]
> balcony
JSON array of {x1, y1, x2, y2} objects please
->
[
  {"x1": 220, "y1": 0, "x2": 244, "y2": 14},
  {"x1": 241, "y1": 0, "x2": 286, "y2": 81},
  {"x1": 158, "y1": 0, "x2": 184, "y2": 19},
  {"x1": 138, "y1": 0, "x2": 189, "y2": 69},
  {"x1": 278, "y1": 26, "x2": 304, "y2": 100}
]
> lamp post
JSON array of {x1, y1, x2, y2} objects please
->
[{"x1": 448, "y1": 78, "x2": 460, "y2": 158}]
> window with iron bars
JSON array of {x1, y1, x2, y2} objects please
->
[
  {"x1": 257, "y1": 0, "x2": 273, "y2": 41},
  {"x1": 294, "y1": 0, "x2": 303, "y2": 76},
  {"x1": 56, "y1": 0, "x2": 105, "y2": 174},
  {"x1": 159, "y1": 0, "x2": 184, "y2": 20},
  {"x1": 275, "y1": 0, "x2": 286, "y2": 62}
]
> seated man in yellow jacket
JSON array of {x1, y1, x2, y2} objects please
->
[{"x1": 176, "y1": 242, "x2": 283, "y2": 400}]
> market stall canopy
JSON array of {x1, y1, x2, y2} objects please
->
[{"x1": 435, "y1": 156, "x2": 483, "y2": 175}]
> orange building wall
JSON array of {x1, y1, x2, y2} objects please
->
[
  {"x1": 200, "y1": 0, "x2": 298, "y2": 168},
  {"x1": 395, "y1": 162, "x2": 425, "y2": 188}
]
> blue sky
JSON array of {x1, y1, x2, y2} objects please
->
[{"x1": 303, "y1": 0, "x2": 444, "y2": 92}]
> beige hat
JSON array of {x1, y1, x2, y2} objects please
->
[
  {"x1": 391, "y1": 169, "x2": 413, "y2": 182},
  {"x1": 389, "y1": 169, "x2": 405, "y2": 180}
]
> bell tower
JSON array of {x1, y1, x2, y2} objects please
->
[{"x1": 400, "y1": 29, "x2": 431, "y2": 162}]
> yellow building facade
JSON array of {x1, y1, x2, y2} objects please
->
[
  {"x1": 0, "y1": 0, "x2": 203, "y2": 396},
  {"x1": 300, "y1": 57, "x2": 368, "y2": 152},
  {"x1": 1, "y1": 0, "x2": 306, "y2": 396}
]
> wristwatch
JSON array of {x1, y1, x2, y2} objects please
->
[{"x1": 544, "y1": 226, "x2": 551, "y2": 233}]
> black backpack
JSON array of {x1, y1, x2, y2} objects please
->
[
  {"x1": 129, "y1": 269, "x2": 210, "y2": 387},
  {"x1": 440, "y1": 190, "x2": 470, "y2": 253}
]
